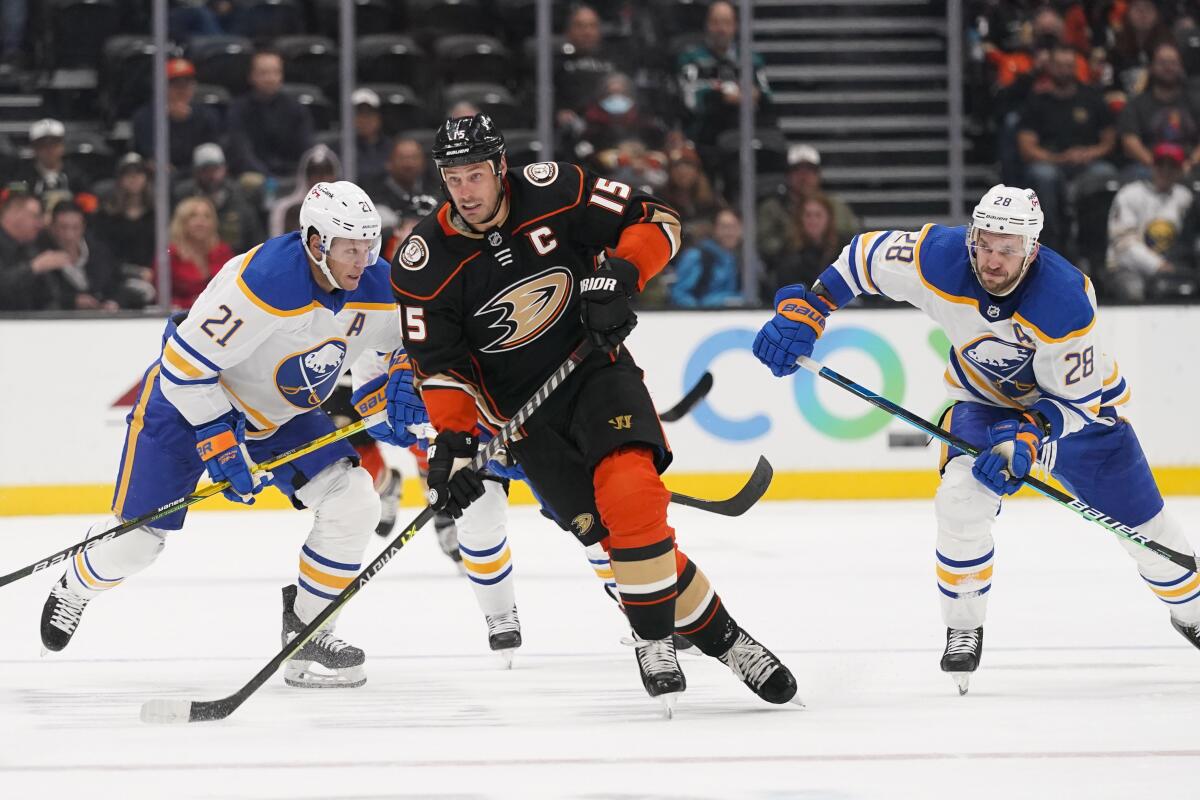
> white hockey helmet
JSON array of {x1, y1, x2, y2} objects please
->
[
  {"x1": 967, "y1": 184, "x2": 1044, "y2": 296},
  {"x1": 299, "y1": 181, "x2": 383, "y2": 289}
]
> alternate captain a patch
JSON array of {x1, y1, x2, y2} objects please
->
[
  {"x1": 275, "y1": 339, "x2": 348, "y2": 408},
  {"x1": 961, "y1": 335, "x2": 1036, "y2": 400}
]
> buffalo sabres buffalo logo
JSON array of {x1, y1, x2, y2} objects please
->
[
  {"x1": 523, "y1": 162, "x2": 558, "y2": 186},
  {"x1": 275, "y1": 339, "x2": 348, "y2": 409},
  {"x1": 474, "y1": 267, "x2": 573, "y2": 353},
  {"x1": 398, "y1": 235, "x2": 429, "y2": 270},
  {"x1": 961, "y1": 335, "x2": 1037, "y2": 399}
]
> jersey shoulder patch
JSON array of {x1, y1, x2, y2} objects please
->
[
  {"x1": 237, "y1": 233, "x2": 317, "y2": 314},
  {"x1": 390, "y1": 214, "x2": 472, "y2": 302},
  {"x1": 522, "y1": 161, "x2": 559, "y2": 186}
]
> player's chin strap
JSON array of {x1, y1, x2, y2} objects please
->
[
  {"x1": 441, "y1": 161, "x2": 507, "y2": 233},
  {"x1": 966, "y1": 226, "x2": 1038, "y2": 298},
  {"x1": 302, "y1": 238, "x2": 341, "y2": 290}
]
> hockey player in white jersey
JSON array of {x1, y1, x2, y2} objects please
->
[
  {"x1": 753, "y1": 184, "x2": 1200, "y2": 694},
  {"x1": 39, "y1": 182, "x2": 406, "y2": 689}
]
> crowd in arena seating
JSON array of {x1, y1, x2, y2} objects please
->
[
  {"x1": 3, "y1": 1, "x2": 1196, "y2": 314},
  {"x1": 969, "y1": 0, "x2": 1200, "y2": 302}
]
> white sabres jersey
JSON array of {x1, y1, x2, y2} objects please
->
[
  {"x1": 817, "y1": 224, "x2": 1128, "y2": 440},
  {"x1": 156, "y1": 232, "x2": 402, "y2": 438}
]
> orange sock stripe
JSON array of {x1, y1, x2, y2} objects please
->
[
  {"x1": 677, "y1": 596, "x2": 722, "y2": 636},
  {"x1": 621, "y1": 591, "x2": 678, "y2": 607}
]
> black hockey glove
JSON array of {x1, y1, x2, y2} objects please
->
[
  {"x1": 579, "y1": 257, "x2": 640, "y2": 354},
  {"x1": 425, "y1": 430, "x2": 486, "y2": 519}
]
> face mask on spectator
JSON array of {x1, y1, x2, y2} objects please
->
[{"x1": 600, "y1": 94, "x2": 634, "y2": 115}]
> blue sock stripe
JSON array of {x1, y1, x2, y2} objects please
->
[
  {"x1": 301, "y1": 544, "x2": 360, "y2": 571},
  {"x1": 938, "y1": 583, "x2": 991, "y2": 600},
  {"x1": 1142, "y1": 571, "x2": 1195, "y2": 588},
  {"x1": 297, "y1": 576, "x2": 339, "y2": 600},
  {"x1": 466, "y1": 565, "x2": 513, "y2": 586},
  {"x1": 459, "y1": 538, "x2": 508, "y2": 559},
  {"x1": 936, "y1": 549, "x2": 995, "y2": 569},
  {"x1": 1162, "y1": 586, "x2": 1200, "y2": 605},
  {"x1": 588, "y1": 557, "x2": 611, "y2": 565},
  {"x1": 82, "y1": 550, "x2": 119, "y2": 583}
]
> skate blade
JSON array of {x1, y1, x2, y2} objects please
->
[
  {"x1": 789, "y1": 695, "x2": 807, "y2": 709},
  {"x1": 284, "y1": 661, "x2": 366, "y2": 689},
  {"x1": 140, "y1": 698, "x2": 193, "y2": 724},
  {"x1": 951, "y1": 673, "x2": 971, "y2": 696},
  {"x1": 657, "y1": 691, "x2": 682, "y2": 720},
  {"x1": 496, "y1": 648, "x2": 517, "y2": 670}
]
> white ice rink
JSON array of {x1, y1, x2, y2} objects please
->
[{"x1": 3, "y1": 497, "x2": 1200, "y2": 799}]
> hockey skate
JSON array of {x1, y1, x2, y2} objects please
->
[
  {"x1": 940, "y1": 626, "x2": 983, "y2": 695},
  {"x1": 1170, "y1": 616, "x2": 1200, "y2": 650},
  {"x1": 718, "y1": 628, "x2": 801, "y2": 706},
  {"x1": 375, "y1": 468, "x2": 402, "y2": 537},
  {"x1": 434, "y1": 511, "x2": 465, "y2": 572},
  {"x1": 280, "y1": 585, "x2": 366, "y2": 688},
  {"x1": 485, "y1": 605, "x2": 522, "y2": 669},
  {"x1": 626, "y1": 633, "x2": 686, "y2": 718},
  {"x1": 40, "y1": 576, "x2": 94, "y2": 653}
]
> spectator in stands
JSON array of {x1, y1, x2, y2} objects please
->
[
  {"x1": 0, "y1": 190, "x2": 69, "y2": 311},
  {"x1": 1118, "y1": 42, "x2": 1199, "y2": 180},
  {"x1": 1109, "y1": 0, "x2": 1174, "y2": 93},
  {"x1": 226, "y1": 49, "x2": 315, "y2": 180},
  {"x1": 268, "y1": 144, "x2": 340, "y2": 237},
  {"x1": 364, "y1": 137, "x2": 433, "y2": 218},
  {"x1": 351, "y1": 88, "x2": 390, "y2": 186},
  {"x1": 174, "y1": 143, "x2": 263, "y2": 254},
  {"x1": 0, "y1": 0, "x2": 26, "y2": 69},
  {"x1": 660, "y1": 146, "x2": 719, "y2": 249},
  {"x1": 592, "y1": 139, "x2": 669, "y2": 193},
  {"x1": 669, "y1": 207, "x2": 749, "y2": 309},
  {"x1": 555, "y1": 4, "x2": 619, "y2": 130},
  {"x1": 132, "y1": 58, "x2": 221, "y2": 174},
  {"x1": 762, "y1": 194, "x2": 842, "y2": 303},
  {"x1": 164, "y1": 196, "x2": 233, "y2": 310},
  {"x1": 94, "y1": 153, "x2": 156, "y2": 291},
  {"x1": 1106, "y1": 141, "x2": 1198, "y2": 302},
  {"x1": 168, "y1": 0, "x2": 225, "y2": 44},
  {"x1": 568, "y1": 72, "x2": 668, "y2": 156},
  {"x1": 756, "y1": 144, "x2": 859, "y2": 271},
  {"x1": 1017, "y1": 42, "x2": 1117, "y2": 252},
  {"x1": 447, "y1": 100, "x2": 482, "y2": 119},
  {"x1": 14, "y1": 119, "x2": 87, "y2": 209},
  {"x1": 677, "y1": 0, "x2": 773, "y2": 167},
  {"x1": 34, "y1": 200, "x2": 121, "y2": 311}
]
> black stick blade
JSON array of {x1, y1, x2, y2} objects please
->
[
  {"x1": 659, "y1": 372, "x2": 714, "y2": 422},
  {"x1": 669, "y1": 456, "x2": 773, "y2": 517}
]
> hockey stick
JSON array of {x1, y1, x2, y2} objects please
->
[
  {"x1": 0, "y1": 413, "x2": 390, "y2": 589},
  {"x1": 658, "y1": 371, "x2": 714, "y2": 423},
  {"x1": 797, "y1": 356, "x2": 1198, "y2": 572},
  {"x1": 140, "y1": 340, "x2": 595, "y2": 724},
  {"x1": 669, "y1": 456, "x2": 773, "y2": 517}
]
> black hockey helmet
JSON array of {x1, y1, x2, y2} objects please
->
[{"x1": 432, "y1": 113, "x2": 506, "y2": 175}]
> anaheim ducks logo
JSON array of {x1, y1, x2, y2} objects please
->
[{"x1": 474, "y1": 267, "x2": 573, "y2": 353}]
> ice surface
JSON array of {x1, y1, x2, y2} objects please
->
[{"x1": 3, "y1": 498, "x2": 1200, "y2": 798}]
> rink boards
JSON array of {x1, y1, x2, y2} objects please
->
[{"x1": 1, "y1": 306, "x2": 1197, "y2": 515}]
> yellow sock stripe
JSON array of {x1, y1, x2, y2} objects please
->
[
  {"x1": 1150, "y1": 572, "x2": 1200, "y2": 599},
  {"x1": 936, "y1": 564, "x2": 993, "y2": 587},
  {"x1": 73, "y1": 552, "x2": 121, "y2": 589},
  {"x1": 298, "y1": 558, "x2": 354, "y2": 590},
  {"x1": 113, "y1": 365, "x2": 160, "y2": 516},
  {"x1": 462, "y1": 547, "x2": 512, "y2": 575},
  {"x1": 592, "y1": 566, "x2": 615, "y2": 579}
]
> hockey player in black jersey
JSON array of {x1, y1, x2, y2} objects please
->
[{"x1": 387, "y1": 113, "x2": 798, "y2": 713}]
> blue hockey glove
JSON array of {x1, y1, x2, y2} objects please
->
[
  {"x1": 351, "y1": 351, "x2": 425, "y2": 447},
  {"x1": 385, "y1": 351, "x2": 429, "y2": 435},
  {"x1": 195, "y1": 410, "x2": 268, "y2": 504},
  {"x1": 426, "y1": 430, "x2": 486, "y2": 519},
  {"x1": 971, "y1": 411, "x2": 1046, "y2": 495},
  {"x1": 753, "y1": 284, "x2": 836, "y2": 377}
]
